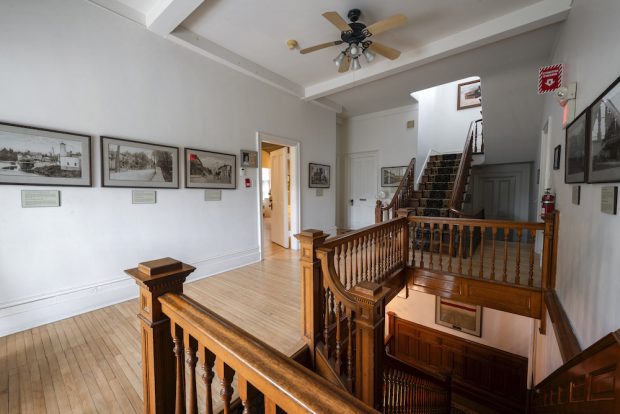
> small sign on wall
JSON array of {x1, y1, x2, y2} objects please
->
[
  {"x1": 132, "y1": 190, "x2": 157, "y2": 204},
  {"x1": 21, "y1": 190, "x2": 60, "y2": 208},
  {"x1": 204, "y1": 189, "x2": 221, "y2": 201},
  {"x1": 601, "y1": 186, "x2": 618, "y2": 215},
  {"x1": 538, "y1": 64, "x2": 563, "y2": 94}
]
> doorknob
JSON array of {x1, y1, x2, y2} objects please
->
[{"x1": 350, "y1": 199, "x2": 354, "y2": 206}]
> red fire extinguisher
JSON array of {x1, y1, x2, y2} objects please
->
[{"x1": 541, "y1": 188, "x2": 555, "y2": 219}]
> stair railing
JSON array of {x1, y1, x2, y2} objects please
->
[
  {"x1": 472, "y1": 119, "x2": 484, "y2": 154},
  {"x1": 375, "y1": 157, "x2": 416, "y2": 223},
  {"x1": 126, "y1": 258, "x2": 378, "y2": 414},
  {"x1": 449, "y1": 119, "x2": 483, "y2": 218}
]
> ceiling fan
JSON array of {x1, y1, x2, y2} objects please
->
[{"x1": 300, "y1": 9, "x2": 407, "y2": 73}]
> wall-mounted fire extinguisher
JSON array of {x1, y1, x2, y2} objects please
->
[{"x1": 541, "y1": 188, "x2": 555, "y2": 219}]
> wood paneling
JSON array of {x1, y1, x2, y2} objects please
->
[
  {"x1": 533, "y1": 330, "x2": 620, "y2": 413},
  {"x1": 387, "y1": 313, "x2": 528, "y2": 413}
]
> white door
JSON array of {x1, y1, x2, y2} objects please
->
[
  {"x1": 271, "y1": 147, "x2": 289, "y2": 248},
  {"x1": 347, "y1": 153, "x2": 378, "y2": 229}
]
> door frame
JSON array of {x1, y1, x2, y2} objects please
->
[
  {"x1": 256, "y1": 132, "x2": 301, "y2": 258},
  {"x1": 344, "y1": 150, "x2": 379, "y2": 229}
]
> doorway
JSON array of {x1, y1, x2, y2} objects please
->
[
  {"x1": 257, "y1": 132, "x2": 300, "y2": 259},
  {"x1": 345, "y1": 151, "x2": 378, "y2": 229}
]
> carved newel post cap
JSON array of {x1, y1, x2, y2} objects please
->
[
  {"x1": 125, "y1": 257, "x2": 196, "y2": 290},
  {"x1": 295, "y1": 229, "x2": 328, "y2": 240}
]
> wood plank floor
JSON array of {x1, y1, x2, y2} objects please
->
[{"x1": 0, "y1": 231, "x2": 302, "y2": 414}]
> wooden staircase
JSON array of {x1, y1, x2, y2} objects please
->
[{"x1": 413, "y1": 153, "x2": 463, "y2": 217}]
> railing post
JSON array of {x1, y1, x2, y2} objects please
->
[
  {"x1": 294, "y1": 229, "x2": 329, "y2": 366},
  {"x1": 375, "y1": 200, "x2": 383, "y2": 223},
  {"x1": 350, "y1": 281, "x2": 390, "y2": 410},
  {"x1": 125, "y1": 258, "x2": 196, "y2": 414}
]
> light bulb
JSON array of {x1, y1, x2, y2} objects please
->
[
  {"x1": 349, "y1": 43, "x2": 359, "y2": 56},
  {"x1": 352, "y1": 58, "x2": 361, "y2": 71},
  {"x1": 363, "y1": 49, "x2": 375, "y2": 63},
  {"x1": 333, "y1": 52, "x2": 345, "y2": 67}
]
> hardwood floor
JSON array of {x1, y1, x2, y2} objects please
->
[{"x1": 0, "y1": 240, "x2": 302, "y2": 414}]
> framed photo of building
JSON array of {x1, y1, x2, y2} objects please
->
[
  {"x1": 0, "y1": 122, "x2": 91, "y2": 187},
  {"x1": 565, "y1": 110, "x2": 588, "y2": 183},
  {"x1": 435, "y1": 297, "x2": 482, "y2": 337},
  {"x1": 101, "y1": 136, "x2": 179, "y2": 188},
  {"x1": 381, "y1": 166, "x2": 407, "y2": 187},
  {"x1": 309, "y1": 163, "x2": 330, "y2": 188},
  {"x1": 240, "y1": 150, "x2": 258, "y2": 168},
  {"x1": 588, "y1": 76, "x2": 620, "y2": 183},
  {"x1": 185, "y1": 148, "x2": 236, "y2": 189},
  {"x1": 457, "y1": 79, "x2": 482, "y2": 110}
]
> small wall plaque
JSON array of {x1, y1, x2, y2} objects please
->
[
  {"x1": 406, "y1": 120, "x2": 415, "y2": 129},
  {"x1": 601, "y1": 186, "x2": 618, "y2": 215},
  {"x1": 316, "y1": 188, "x2": 323, "y2": 197},
  {"x1": 572, "y1": 186, "x2": 581, "y2": 205},
  {"x1": 204, "y1": 189, "x2": 221, "y2": 201},
  {"x1": 21, "y1": 190, "x2": 60, "y2": 208},
  {"x1": 132, "y1": 190, "x2": 157, "y2": 204}
]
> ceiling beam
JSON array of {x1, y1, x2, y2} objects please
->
[
  {"x1": 304, "y1": 0, "x2": 572, "y2": 101},
  {"x1": 88, "y1": 0, "x2": 146, "y2": 25},
  {"x1": 146, "y1": 0, "x2": 205, "y2": 35}
]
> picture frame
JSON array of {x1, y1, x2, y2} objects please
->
[
  {"x1": 435, "y1": 297, "x2": 482, "y2": 337},
  {"x1": 309, "y1": 163, "x2": 330, "y2": 188},
  {"x1": 185, "y1": 148, "x2": 236, "y2": 189},
  {"x1": 240, "y1": 149, "x2": 258, "y2": 168},
  {"x1": 381, "y1": 166, "x2": 407, "y2": 187},
  {"x1": 588, "y1": 76, "x2": 620, "y2": 183},
  {"x1": 457, "y1": 79, "x2": 482, "y2": 110},
  {"x1": 0, "y1": 122, "x2": 92, "y2": 187},
  {"x1": 553, "y1": 145, "x2": 561, "y2": 170},
  {"x1": 101, "y1": 136, "x2": 179, "y2": 188},
  {"x1": 565, "y1": 110, "x2": 588, "y2": 183}
]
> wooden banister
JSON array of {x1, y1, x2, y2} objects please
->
[
  {"x1": 127, "y1": 257, "x2": 379, "y2": 414},
  {"x1": 450, "y1": 119, "x2": 483, "y2": 218},
  {"x1": 376, "y1": 157, "x2": 416, "y2": 223}
]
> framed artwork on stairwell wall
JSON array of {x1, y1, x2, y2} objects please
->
[
  {"x1": 381, "y1": 166, "x2": 407, "y2": 187},
  {"x1": 565, "y1": 109, "x2": 588, "y2": 184},
  {"x1": 457, "y1": 79, "x2": 482, "y2": 111},
  {"x1": 587, "y1": 76, "x2": 620, "y2": 183},
  {"x1": 435, "y1": 297, "x2": 482, "y2": 337},
  {"x1": 101, "y1": 136, "x2": 179, "y2": 188},
  {"x1": 309, "y1": 163, "x2": 330, "y2": 188},
  {"x1": 185, "y1": 148, "x2": 236, "y2": 189}
]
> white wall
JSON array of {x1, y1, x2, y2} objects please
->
[
  {"x1": 0, "y1": 0, "x2": 336, "y2": 336},
  {"x1": 387, "y1": 290, "x2": 534, "y2": 358},
  {"x1": 534, "y1": 0, "x2": 620, "y2": 381},
  {"x1": 413, "y1": 77, "x2": 482, "y2": 181}
]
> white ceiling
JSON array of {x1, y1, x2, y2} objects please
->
[{"x1": 181, "y1": 0, "x2": 542, "y2": 87}]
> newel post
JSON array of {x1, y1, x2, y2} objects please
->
[
  {"x1": 350, "y1": 281, "x2": 390, "y2": 410},
  {"x1": 294, "y1": 229, "x2": 329, "y2": 366},
  {"x1": 375, "y1": 200, "x2": 383, "y2": 223},
  {"x1": 125, "y1": 258, "x2": 196, "y2": 414}
]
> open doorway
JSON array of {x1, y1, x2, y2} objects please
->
[{"x1": 257, "y1": 132, "x2": 300, "y2": 259}]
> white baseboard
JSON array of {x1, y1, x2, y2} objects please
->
[{"x1": 0, "y1": 247, "x2": 261, "y2": 337}]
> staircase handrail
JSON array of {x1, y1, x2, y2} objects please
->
[
  {"x1": 450, "y1": 118, "x2": 484, "y2": 218},
  {"x1": 375, "y1": 157, "x2": 416, "y2": 222}
]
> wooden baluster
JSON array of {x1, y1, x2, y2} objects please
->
[
  {"x1": 503, "y1": 227, "x2": 509, "y2": 282},
  {"x1": 438, "y1": 224, "x2": 443, "y2": 271},
  {"x1": 184, "y1": 333, "x2": 198, "y2": 414},
  {"x1": 515, "y1": 228, "x2": 522, "y2": 285},
  {"x1": 237, "y1": 375, "x2": 256, "y2": 414},
  {"x1": 529, "y1": 229, "x2": 536, "y2": 287},
  {"x1": 429, "y1": 224, "x2": 434, "y2": 269},
  {"x1": 479, "y1": 226, "x2": 485, "y2": 278},
  {"x1": 363, "y1": 234, "x2": 368, "y2": 282},
  {"x1": 418, "y1": 223, "x2": 425, "y2": 269},
  {"x1": 348, "y1": 240, "x2": 353, "y2": 287},
  {"x1": 264, "y1": 396, "x2": 277, "y2": 414},
  {"x1": 346, "y1": 312, "x2": 353, "y2": 391},
  {"x1": 491, "y1": 227, "x2": 497, "y2": 280},
  {"x1": 335, "y1": 245, "x2": 342, "y2": 287},
  {"x1": 468, "y1": 226, "x2": 474, "y2": 277},
  {"x1": 324, "y1": 288, "x2": 330, "y2": 356},
  {"x1": 198, "y1": 345, "x2": 215, "y2": 414},
  {"x1": 171, "y1": 323, "x2": 186, "y2": 414},
  {"x1": 343, "y1": 241, "x2": 349, "y2": 288},
  {"x1": 335, "y1": 302, "x2": 342, "y2": 374},
  {"x1": 457, "y1": 224, "x2": 463, "y2": 273},
  {"x1": 448, "y1": 224, "x2": 453, "y2": 272},
  {"x1": 216, "y1": 359, "x2": 234, "y2": 414}
]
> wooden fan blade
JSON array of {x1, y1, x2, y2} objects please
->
[
  {"x1": 368, "y1": 42, "x2": 401, "y2": 60},
  {"x1": 365, "y1": 14, "x2": 407, "y2": 36},
  {"x1": 338, "y1": 55, "x2": 351, "y2": 73},
  {"x1": 322, "y1": 11, "x2": 352, "y2": 32},
  {"x1": 300, "y1": 41, "x2": 343, "y2": 55}
]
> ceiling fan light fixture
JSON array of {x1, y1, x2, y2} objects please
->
[
  {"x1": 333, "y1": 52, "x2": 345, "y2": 67},
  {"x1": 352, "y1": 57, "x2": 361, "y2": 71},
  {"x1": 363, "y1": 49, "x2": 375, "y2": 63},
  {"x1": 349, "y1": 43, "x2": 360, "y2": 56}
]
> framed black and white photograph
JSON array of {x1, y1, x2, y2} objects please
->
[
  {"x1": 185, "y1": 148, "x2": 236, "y2": 189},
  {"x1": 436, "y1": 297, "x2": 482, "y2": 337},
  {"x1": 588, "y1": 76, "x2": 620, "y2": 183},
  {"x1": 240, "y1": 150, "x2": 258, "y2": 168},
  {"x1": 381, "y1": 166, "x2": 407, "y2": 187},
  {"x1": 101, "y1": 136, "x2": 179, "y2": 188},
  {"x1": 553, "y1": 145, "x2": 561, "y2": 170},
  {"x1": 0, "y1": 122, "x2": 91, "y2": 187},
  {"x1": 457, "y1": 79, "x2": 482, "y2": 110},
  {"x1": 309, "y1": 163, "x2": 330, "y2": 188},
  {"x1": 565, "y1": 110, "x2": 588, "y2": 183}
]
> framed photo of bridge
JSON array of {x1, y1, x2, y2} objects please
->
[
  {"x1": 101, "y1": 136, "x2": 179, "y2": 188},
  {"x1": 435, "y1": 297, "x2": 482, "y2": 337},
  {"x1": 587, "y1": 76, "x2": 620, "y2": 183},
  {"x1": 185, "y1": 148, "x2": 236, "y2": 189},
  {"x1": 0, "y1": 122, "x2": 91, "y2": 187}
]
